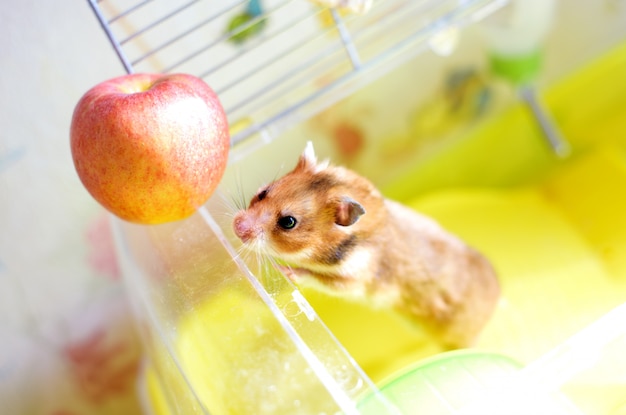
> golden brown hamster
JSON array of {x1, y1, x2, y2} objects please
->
[{"x1": 233, "y1": 142, "x2": 499, "y2": 348}]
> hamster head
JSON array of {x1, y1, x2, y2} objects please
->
[{"x1": 233, "y1": 142, "x2": 381, "y2": 266}]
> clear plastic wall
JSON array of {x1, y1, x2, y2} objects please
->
[{"x1": 100, "y1": 0, "x2": 626, "y2": 413}]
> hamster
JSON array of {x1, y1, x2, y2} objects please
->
[{"x1": 232, "y1": 142, "x2": 499, "y2": 348}]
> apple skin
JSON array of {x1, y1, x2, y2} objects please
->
[{"x1": 70, "y1": 73, "x2": 230, "y2": 224}]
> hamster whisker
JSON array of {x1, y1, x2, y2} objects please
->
[
  {"x1": 218, "y1": 188, "x2": 244, "y2": 214},
  {"x1": 226, "y1": 168, "x2": 247, "y2": 210}
]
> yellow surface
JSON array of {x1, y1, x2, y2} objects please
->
[
  {"x1": 146, "y1": 41, "x2": 626, "y2": 413},
  {"x1": 418, "y1": 148, "x2": 626, "y2": 359},
  {"x1": 384, "y1": 40, "x2": 626, "y2": 200}
]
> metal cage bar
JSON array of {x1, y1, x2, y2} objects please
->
[{"x1": 86, "y1": 0, "x2": 507, "y2": 146}]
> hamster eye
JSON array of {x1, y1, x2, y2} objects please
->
[
  {"x1": 257, "y1": 189, "x2": 268, "y2": 201},
  {"x1": 277, "y1": 215, "x2": 297, "y2": 230}
]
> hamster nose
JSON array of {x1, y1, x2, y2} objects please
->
[{"x1": 233, "y1": 214, "x2": 255, "y2": 242}]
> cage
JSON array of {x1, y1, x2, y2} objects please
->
[{"x1": 88, "y1": 0, "x2": 626, "y2": 413}]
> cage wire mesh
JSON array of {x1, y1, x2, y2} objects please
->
[{"x1": 88, "y1": 0, "x2": 507, "y2": 146}]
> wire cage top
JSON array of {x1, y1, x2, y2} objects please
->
[{"x1": 89, "y1": 0, "x2": 507, "y2": 146}]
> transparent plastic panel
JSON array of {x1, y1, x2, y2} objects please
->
[
  {"x1": 96, "y1": 2, "x2": 626, "y2": 414},
  {"x1": 112, "y1": 176, "x2": 401, "y2": 414}
]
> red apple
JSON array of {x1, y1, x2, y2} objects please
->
[{"x1": 70, "y1": 73, "x2": 230, "y2": 224}]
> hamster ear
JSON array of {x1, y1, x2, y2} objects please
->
[
  {"x1": 335, "y1": 197, "x2": 365, "y2": 227},
  {"x1": 295, "y1": 141, "x2": 317, "y2": 172},
  {"x1": 303, "y1": 140, "x2": 316, "y2": 164},
  {"x1": 295, "y1": 141, "x2": 329, "y2": 173}
]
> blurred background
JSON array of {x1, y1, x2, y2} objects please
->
[
  {"x1": 1, "y1": 0, "x2": 625, "y2": 414},
  {"x1": 1, "y1": 1, "x2": 142, "y2": 414}
]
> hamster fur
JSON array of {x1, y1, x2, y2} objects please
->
[{"x1": 233, "y1": 142, "x2": 499, "y2": 348}]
